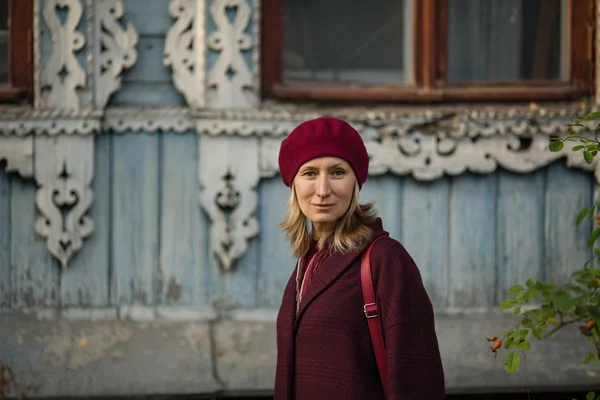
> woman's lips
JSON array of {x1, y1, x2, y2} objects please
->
[{"x1": 312, "y1": 204, "x2": 333, "y2": 210}]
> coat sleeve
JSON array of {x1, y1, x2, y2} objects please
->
[{"x1": 370, "y1": 238, "x2": 446, "y2": 400}]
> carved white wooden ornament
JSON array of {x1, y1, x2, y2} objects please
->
[
  {"x1": 40, "y1": 0, "x2": 87, "y2": 110},
  {"x1": 164, "y1": 0, "x2": 206, "y2": 109},
  {"x1": 95, "y1": 0, "x2": 139, "y2": 109},
  {"x1": 199, "y1": 134, "x2": 259, "y2": 270},
  {"x1": 206, "y1": 0, "x2": 259, "y2": 108},
  {"x1": 0, "y1": 137, "x2": 34, "y2": 178},
  {"x1": 34, "y1": 136, "x2": 94, "y2": 268}
]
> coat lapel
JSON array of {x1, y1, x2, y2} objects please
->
[
  {"x1": 294, "y1": 242, "x2": 368, "y2": 330},
  {"x1": 293, "y1": 218, "x2": 389, "y2": 330}
]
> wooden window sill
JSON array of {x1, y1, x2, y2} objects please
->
[{"x1": 269, "y1": 82, "x2": 586, "y2": 103}]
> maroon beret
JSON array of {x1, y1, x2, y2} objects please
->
[{"x1": 278, "y1": 117, "x2": 369, "y2": 189}]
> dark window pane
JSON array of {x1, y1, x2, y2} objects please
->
[
  {"x1": 447, "y1": 0, "x2": 566, "y2": 82},
  {"x1": 0, "y1": 0, "x2": 8, "y2": 84},
  {"x1": 0, "y1": 0, "x2": 7, "y2": 30},
  {"x1": 282, "y1": 0, "x2": 412, "y2": 86}
]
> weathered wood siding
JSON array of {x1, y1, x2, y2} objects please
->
[{"x1": 0, "y1": 145, "x2": 593, "y2": 312}]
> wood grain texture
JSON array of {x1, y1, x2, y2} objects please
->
[
  {"x1": 0, "y1": 171, "x2": 11, "y2": 307},
  {"x1": 111, "y1": 132, "x2": 160, "y2": 305},
  {"x1": 159, "y1": 131, "x2": 208, "y2": 305},
  {"x1": 401, "y1": 178, "x2": 451, "y2": 309},
  {"x1": 448, "y1": 172, "x2": 498, "y2": 308},
  {"x1": 59, "y1": 134, "x2": 110, "y2": 307},
  {"x1": 120, "y1": 0, "x2": 172, "y2": 36},
  {"x1": 496, "y1": 170, "x2": 545, "y2": 303},
  {"x1": 11, "y1": 178, "x2": 59, "y2": 308},
  {"x1": 256, "y1": 177, "x2": 295, "y2": 309},
  {"x1": 545, "y1": 162, "x2": 593, "y2": 284}
]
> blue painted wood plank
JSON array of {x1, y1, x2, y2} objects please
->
[
  {"x1": 545, "y1": 162, "x2": 593, "y2": 284},
  {"x1": 401, "y1": 178, "x2": 451, "y2": 310},
  {"x1": 360, "y1": 175, "x2": 403, "y2": 241},
  {"x1": 256, "y1": 177, "x2": 295, "y2": 308},
  {"x1": 448, "y1": 173, "x2": 498, "y2": 308},
  {"x1": 496, "y1": 170, "x2": 545, "y2": 303},
  {"x1": 59, "y1": 134, "x2": 111, "y2": 307},
  {"x1": 109, "y1": 82, "x2": 186, "y2": 106},
  {"x1": 122, "y1": 0, "x2": 172, "y2": 36},
  {"x1": 213, "y1": 233, "x2": 259, "y2": 309},
  {"x1": 0, "y1": 171, "x2": 11, "y2": 307},
  {"x1": 10, "y1": 178, "x2": 60, "y2": 308},
  {"x1": 111, "y1": 132, "x2": 160, "y2": 305},
  {"x1": 122, "y1": 37, "x2": 172, "y2": 83},
  {"x1": 159, "y1": 131, "x2": 209, "y2": 305}
]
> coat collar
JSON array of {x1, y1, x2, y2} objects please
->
[{"x1": 293, "y1": 217, "x2": 388, "y2": 330}]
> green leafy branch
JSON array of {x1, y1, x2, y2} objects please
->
[{"x1": 490, "y1": 111, "x2": 600, "y2": 383}]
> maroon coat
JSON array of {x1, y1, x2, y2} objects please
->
[{"x1": 274, "y1": 218, "x2": 445, "y2": 399}]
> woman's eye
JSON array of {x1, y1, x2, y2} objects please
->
[
  {"x1": 332, "y1": 169, "x2": 345, "y2": 177},
  {"x1": 303, "y1": 171, "x2": 315, "y2": 177}
]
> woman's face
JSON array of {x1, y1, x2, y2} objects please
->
[{"x1": 293, "y1": 156, "x2": 356, "y2": 237}]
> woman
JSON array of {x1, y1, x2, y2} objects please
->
[{"x1": 274, "y1": 117, "x2": 445, "y2": 400}]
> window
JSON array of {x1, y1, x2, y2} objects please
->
[
  {"x1": 0, "y1": 0, "x2": 33, "y2": 104},
  {"x1": 262, "y1": 0, "x2": 594, "y2": 102}
]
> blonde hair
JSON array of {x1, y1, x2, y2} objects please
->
[{"x1": 279, "y1": 181, "x2": 378, "y2": 258}]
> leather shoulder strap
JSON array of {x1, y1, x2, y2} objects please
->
[{"x1": 360, "y1": 235, "x2": 388, "y2": 393}]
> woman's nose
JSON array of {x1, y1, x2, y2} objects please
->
[{"x1": 315, "y1": 175, "x2": 331, "y2": 197}]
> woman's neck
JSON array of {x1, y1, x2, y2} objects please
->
[{"x1": 311, "y1": 221, "x2": 335, "y2": 240}]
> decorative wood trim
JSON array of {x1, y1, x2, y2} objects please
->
[
  {"x1": 37, "y1": 0, "x2": 137, "y2": 111},
  {"x1": 39, "y1": 0, "x2": 87, "y2": 110},
  {"x1": 0, "y1": 136, "x2": 33, "y2": 177},
  {"x1": 206, "y1": 0, "x2": 260, "y2": 108},
  {"x1": 164, "y1": 0, "x2": 207, "y2": 109},
  {"x1": 94, "y1": 0, "x2": 139, "y2": 109},
  {"x1": 34, "y1": 135, "x2": 95, "y2": 269}
]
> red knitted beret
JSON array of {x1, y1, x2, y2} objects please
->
[{"x1": 278, "y1": 117, "x2": 369, "y2": 189}]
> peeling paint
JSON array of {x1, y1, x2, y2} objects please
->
[{"x1": 167, "y1": 278, "x2": 181, "y2": 302}]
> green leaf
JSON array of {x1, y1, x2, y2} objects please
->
[
  {"x1": 505, "y1": 351, "x2": 521, "y2": 374},
  {"x1": 513, "y1": 307, "x2": 522, "y2": 316},
  {"x1": 578, "y1": 207, "x2": 594, "y2": 224},
  {"x1": 584, "y1": 151, "x2": 595, "y2": 164},
  {"x1": 522, "y1": 318, "x2": 534, "y2": 329},
  {"x1": 575, "y1": 305, "x2": 590, "y2": 316},
  {"x1": 527, "y1": 289, "x2": 541, "y2": 302},
  {"x1": 505, "y1": 334, "x2": 515, "y2": 349},
  {"x1": 516, "y1": 291, "x2": 528, "y2": 303},
  {"x1": 517, "y1": 340, "x2": 532, "y2": 351},
  {"x1": 549, "y1": 141, "x2": 564, "y2": 152},
  {"x1": 542, "y1": 305, "x2": 555, "y2": 317},
  {"x1": 583, "y1": 112, "x2": 600, "y2": 121},
  {"x1": 553, "y1": 291, "x2": 575, "y2": 310},
  {"x1": 500, "y1": 299, "x2": 516, "y2": 310},
  {"x1": 515, "y1": 329, "x2": 529, "y2": 341},
  {"x1": 532, "y1": 328, "x2": 544, "y2": 340},
  {"x1": 586, "y1": 391, "x2": 596, "y2": 400},
  {"x1": 583, "y1": 350, "x2": 600, "y2": 365},
  {"x1": 526, "y1": 278, "x2": 536, "y2": 288},
  {"x1": 573, "y1": 145, "x2": 586, "y2": 151},
  {"x1": 507, "y1": 285, "x2": 525, "y2": 296},
  {"x1": 589, "y1": 229, "x2": 600, "y2": 248},
  {"x1": 589, "y1": 306, "x2": 600, "y2": 320}
]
